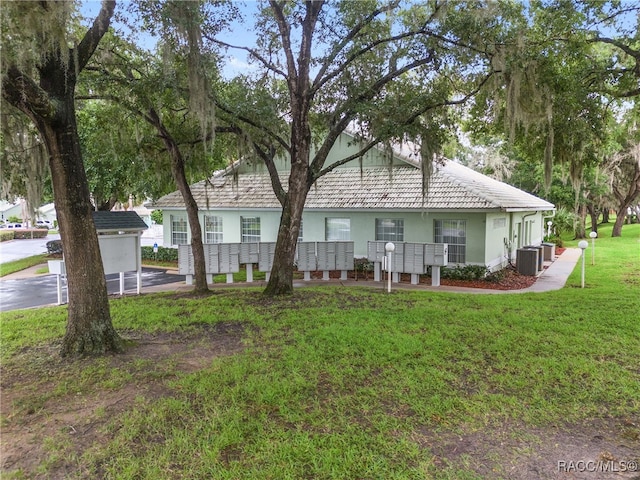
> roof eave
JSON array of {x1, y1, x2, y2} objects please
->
[{"x1": 502, "y1": 206, "x2": 555, "y2": 213}]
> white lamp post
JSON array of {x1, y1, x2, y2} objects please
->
[
  {"x1": 385, "y1": 242, "x2": 395, "y2": 293},
  {"x1": 578, "y1": 240, "x2": 588, "y2": 288},
  {"x1": 589, "y1": 231, "x2": 597, "y2": 265},
  {"x1": 547, "y1": 220, "x2": 553, "y2": 238}
]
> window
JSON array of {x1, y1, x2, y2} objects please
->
[
  {"x1": 171, "y1": 216, "x2": 188, "y2": 245},
  {"x1": 325, "y1": 218, "x2": 350, "y2": 241},
  {"x1": 204, "y1": 215, "x2": 223, "y2": 244},
  {"x1": 375, "y1": 218, "x2": 404, "y2": 242},
  {"x1": 434, "y1": 219, "x2": 466, "y2": 264},
  {"x1": 241, "y1": 216, "x2": 261, "y2": 243}
]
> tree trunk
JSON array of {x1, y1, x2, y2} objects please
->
[
  {"x1": 602, "y1": 209, "x2": 610, "y2": 223},
  {"x1": 263, "y1": 169, "x2": 308, "y2": 296},
  {"x1": 2, "y1": 0, "x2": 121, "y2": 356},
  {"x1": 612, "y1": 206, "x2": 626, "y2": 237},
  {"x1": 587, "y1": 204, "x2": 598, "y2": 234},
  {"x1": 40, "y1": 103, "x2": 123, "y2": 356},
  {"x1": 156, "y1": 117, "x2": 208, "y2": 292},
  {"x1": 574, "y1": 203, "x2": 587, "y2": 239}
]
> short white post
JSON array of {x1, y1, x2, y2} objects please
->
[
  {"x1": 578, "y1": 240, "x2": 588, "y2": 288},
  {"x1": 56, "y1": 274, "x2": 63, "y2": 305},
  {"x1": 119, "y1": 272, "x2": 125, "y2": 295},
  {"x1": 432, "y1": 266, "x2": 441, "y2": 287},
  {"x1": 385, "y1": 242, "x2": 395, "y2": 293},
  {"x1": 226, "y1": 273, "x2": 234, "y2": 284},
  {"x1": 589, "y1": 231, "x2": 597, "y2": 265},
  {"x1": 246, "y1": 264, "x2": 253, "y2": 283}
]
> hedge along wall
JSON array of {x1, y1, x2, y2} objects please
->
[
  {"x1": 7, "y1": 229, "x2": 49, "y2": 240},
  {"x1": 141, "y1": 246, "x2": 178, "y2": 262},
  {"x1": 0, "y1": 231, "x2": 15, "y2": 242}
]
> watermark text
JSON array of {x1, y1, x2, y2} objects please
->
[{"x1": 558, "y1": 460, "x2": 638, "y2": 473}]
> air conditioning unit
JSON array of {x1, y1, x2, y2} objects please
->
[
  {"x1": 542, "y1": 242, "x2": 556, "y2": 261},
  {"x1": 516, "y1": 248, "x2": 539, "y2": 276}
]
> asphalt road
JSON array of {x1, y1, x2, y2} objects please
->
[{"x1": 0, "y1": 268, "x2": 185, "y2": 312}]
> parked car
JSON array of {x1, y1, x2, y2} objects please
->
[
  {"x1": 35, "y1": 220, "x2": 50, "y2": 229},
  {"x1": 3, "y1": 223, "x2": 23, "y2": 229}
]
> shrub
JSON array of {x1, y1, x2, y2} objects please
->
[
  {"x1": 354, "y1": 258, "x2": 373, "y2": 273},
  {"x1": 550, "y1": 207, "x2": 575, "y2": 237},
  {"x1": 440, "y1": 264, "x2": 488, "y2": 281},
  {"x1": 46, "y1": 240, "x2": 63, "y2": 255},
  {"x1": 0, "y1": 231, "x2": 15, "y2": 242},
  {"x1": 485, "y1": 268, "x2": 507, "y2": 283},
  {"x1": 141, "y1": 245, "x2": 178, "y2": 263},
  {"x1": 150, "y1": 209, "x2": 163, "y2": 225},
  {"x1": 12, "y1": 229, "x2": 49, "y2": 239}
]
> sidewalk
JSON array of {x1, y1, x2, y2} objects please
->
[{"x1": 143, "y1": 248, "x2": 582, "y2": 295}]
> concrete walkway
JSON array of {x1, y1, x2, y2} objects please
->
[{"x1": 142, "y1": 248, "x2": 582, "y2": 295}]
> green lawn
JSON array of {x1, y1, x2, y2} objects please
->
[
  {"x1": 1, "y1": 223, "x2": 639, "y2": 479},
  {"x1": 0, "y1": 254, "x2": 49, "y2": 277}
]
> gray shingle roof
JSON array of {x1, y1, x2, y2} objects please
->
[
  {"x1": 92, "y1": 211, "x2": 148, "y2": 232},
  {"x1": 153, "y1": 161, "x2": 554, "y2": 212}
]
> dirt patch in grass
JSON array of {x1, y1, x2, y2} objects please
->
[
  {"x1": 1, "y1": 321, "x2": 249, "y2": 479},
  {"x1": 418, "y1": 417, "x2": 640, "y2": 479}
]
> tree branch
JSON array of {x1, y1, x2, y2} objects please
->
[
  {"x1": 202, "y1": 33, "x2": 288, "y2": 78},
  {"x1": 268, "y1": 0, "x2": 298, "y2": 84},
  {"x1": 253, "y1": 142, "x2": 286, "y2": 204},
  {"x1": 312, "y1": 0, "x2": 403, "y2": 91},
  {"x1": 315, "y1": 139, "x2": 380, "y2": 179},
  {"x1": 75, "y1": 0, "x2": 116, "y2": 72},
  {"x1": 2, "y1": 66, "x2": 54, "y2": 122}
]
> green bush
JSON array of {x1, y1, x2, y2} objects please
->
[
  {"x1": 0, "y1": 231, "x2": 15, "y2": 242},
  {"x1": 12, "y1": 229, "x2": 49, "y2": 239},
  {"x1": 141, "y1": 245, "x2": 178, "y2": 263},
  {"x1": 440, "y1": 264, "x2": 488, "y2": 281},
  {"x1": 150, "y1": 209, "x2": 163, "y2": 225},
  {"x1": 544, "y1": 234, "x2": 563, "y2": 248}
]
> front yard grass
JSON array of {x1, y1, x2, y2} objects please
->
[
  {"x1": 0, "y1": 254, "x2": 48, "y2": 277},
  {"x1": 1, "y1": 223, "x2": 638, "y2": 479}
]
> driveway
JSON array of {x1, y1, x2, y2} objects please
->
[
  {"x1": 0, "y1": 268, "x2": 185, "y2": 312},
  {"x1": 0, "y1": 234, "x2": 61, "y2": 263}
]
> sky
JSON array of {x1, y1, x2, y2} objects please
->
[{"x1": 79, "y1": 0, "x2": 259, "y2": 78}]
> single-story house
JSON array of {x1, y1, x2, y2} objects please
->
[
  {"x1": 152, "y1": 134, "x2": 554, "y2": 271},
  {"x1": 0, "y1": 200, "x2": 26, "y2": 223}
]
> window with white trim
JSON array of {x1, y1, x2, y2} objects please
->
[
  {"x1": 434, "y1": 219, "x2": 466, "y2": 263},
  {"x1": 171, "y1": 216, "x2": 188, "y2": 245},
  {"x1": 204, "y1": 215, "x2": 223, "y2": 243},
  {"x1": 325, "y1": 218, "x2": 350, "y2": 241},
  {"x1": 241, "y1": 216, "x2": 261, "y2": 243},
  {"x1": 375, "y1": 218, "x2": 404, "y2": 242}
]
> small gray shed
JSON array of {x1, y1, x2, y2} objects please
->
[
  {"x1": 93, "y1": 211, "x2": 148, "y2": 295},
  {"x1": 49, "y1": 211, "x2": 149, "y2": 305}
]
